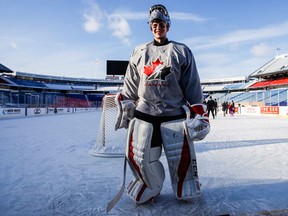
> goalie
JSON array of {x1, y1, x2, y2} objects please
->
[{"x1": 115, "y1": 4, "x2": 210, "y2": 204}]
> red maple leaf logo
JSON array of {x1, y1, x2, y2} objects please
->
[{"x1": 143, "y1": 58, "x2": 163, "y2": 77}]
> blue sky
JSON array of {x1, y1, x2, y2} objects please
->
[{"x1": 1, "y1": 0, "x2": 288, "y2": 80}]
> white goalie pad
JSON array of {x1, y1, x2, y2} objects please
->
[
  {"x1": 125, "y1": 118, "x2": 165, "y2": 204},
  {"x1": 160, "y1": 119, "x2": 201, "y2": 200}
]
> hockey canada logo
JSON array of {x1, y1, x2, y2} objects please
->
[{"x1": 144, "y1": 58, "x2": 171, "y2": 82}]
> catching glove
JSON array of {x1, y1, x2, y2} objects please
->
[
  {"x1": 184, "y1": 104, "x2": 210, "y2": 141},
  {"x1": 115, "y1": 92, "x2": 136, "y2": 130}
]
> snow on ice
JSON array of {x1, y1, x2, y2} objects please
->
[{"x1": 0, "y1": 111, "x2": 288, "y2": 215}]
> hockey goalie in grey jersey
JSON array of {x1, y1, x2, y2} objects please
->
[{"x1": 115, "y1": 4, "x2": 210, "y2": 204}]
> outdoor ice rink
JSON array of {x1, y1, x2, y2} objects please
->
[{"x1": 0, "y1": 111, "x2": 288, "y2": 216}]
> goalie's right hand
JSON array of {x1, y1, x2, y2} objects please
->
[{"x1": 115, "y1": 92, "x2": 136, "y2": 130}]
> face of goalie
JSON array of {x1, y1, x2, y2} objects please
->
[{"x1": 150, "y1": 20, "x2": 169, "y2": 43}]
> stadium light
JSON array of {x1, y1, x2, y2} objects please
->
[
  {"x1": 276, "y1": 48, "x2": 281, "y2": 56},
  {"x1": 95, "y1": 60, "x2": 100, "y2": 79}
]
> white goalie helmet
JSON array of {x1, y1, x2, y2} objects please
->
[{"x1": 149, "y1": 4, "x2": 171, "y2": 27}]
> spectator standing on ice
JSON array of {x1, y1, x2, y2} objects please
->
[
  {"x1": 114, "y1": 4, "x2": 210, "y2": 205},
  {"x1": 231, "y1": 100, "x2": 235, "y2": 109},
  {"x1": 221, "y1": 101, "x2": 228, "y2": 117},
  {"x1": 214, "y1": 98, "x2": 218, "y2": 117},
  {"x1": 207, "y1": 96, "x2": 215, "y2": 119},
  {"x1": 228, "y1": 101, "x2": 235, "y2": 116}
]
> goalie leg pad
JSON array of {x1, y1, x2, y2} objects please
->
[
  {"x1": 125, "y1": 118, "x2": 165, "y2": 204},
  {"x1": 160, "y1": 119, "x2": 201, "y2": 200}
]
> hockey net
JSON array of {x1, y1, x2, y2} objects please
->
[{"x1": 90, "y1": 94, "x2": 127, "y2": 157}]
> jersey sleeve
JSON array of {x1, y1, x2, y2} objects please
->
[
  {"x1": 121, "y1": 48, "x2": 140, "y2": 102},
  {"x1": 179, "y1": 47, "x2": 203, "y2": 105}
]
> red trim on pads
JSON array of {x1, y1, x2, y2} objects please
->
[{"x1": 177, "y1": 131, "x2": 191, "y2": 198}]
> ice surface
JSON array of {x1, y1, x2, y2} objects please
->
[{"x1": 0, "y1": 111, "x2": 288, "y2": 215}]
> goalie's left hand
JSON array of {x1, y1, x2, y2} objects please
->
[{"x1": 185, "y1": 104, "x2": 210, "y2": 141}]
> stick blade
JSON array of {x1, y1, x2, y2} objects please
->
[
  {"x1": 106, "y1": 185, "x2": 125, "y2": 213},
  {"x1": 106, "y1": 157, "x2": 127, "y2": 213}
]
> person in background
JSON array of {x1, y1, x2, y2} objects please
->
[
  {"x1": 207, "y1": 96, "x2": 215, "y2": 119},
  {"x1": 228, "y1": 101, "x2": 235, "y2": 116},
  {"x1": 214, "y1": 98, "x2": 218, "y2": 117},
  {"x1": 114, "y1": 4, "x2": 210, "y2": 204},
  {"x1": 222, "y1": 101, "x2": 228, "y2": 117}
]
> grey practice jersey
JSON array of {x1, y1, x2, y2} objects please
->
[{"x1": 122, "y1": 40, "x2": 203, "y2": 117}]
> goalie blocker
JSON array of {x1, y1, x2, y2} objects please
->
[{"x1": 115, "y1": 92, "x2": 136, "y2": 130}]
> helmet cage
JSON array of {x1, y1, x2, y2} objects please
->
[{"x1": 149, "y1": 4, "x2": 169, "y2": 16}]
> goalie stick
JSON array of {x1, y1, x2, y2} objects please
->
[{"x1": 106, "y1": 157, "x2": 127, "y2": 213}]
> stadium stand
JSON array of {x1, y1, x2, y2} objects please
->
[
  {"x1": 0, "y1": 63, "x2": 13, "y2": 73},
  {"x1": 250, "y1": 54, "x2": 288, "y2": 78},
  {"x1": 1, "y1": 54, "x2": 288, "y2": 111},
  {"x1": 6, "y1": 77, "x2": 48, "y2": 88},
  {"x1": 249, "y1": 78, "x2": 288, "y2": 89}
]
